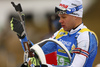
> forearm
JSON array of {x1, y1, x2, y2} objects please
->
[
  {"x1": 19, "y1": 36, "x2": 34, "y2": 51},
  {"x1": 70, "y1": 54, "x2": 86, "y2": 67},
  {"x1": 69, "y1": 40, "x2": 89, "y2": 67}
]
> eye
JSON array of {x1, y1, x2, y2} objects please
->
[
  {"x1": 62, "y1": 16, "x2": 66, "y2": 19},
  {"x1": 58, "y1": 14, "x2": 67, "y2": 19}
]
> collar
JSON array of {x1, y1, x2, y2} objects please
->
[{"x1": 67, "y1": 23, "x2": 87, "y2": 34}]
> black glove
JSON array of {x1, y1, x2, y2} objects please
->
[
  {"x1": 21, "y1": 62, "x2": 28, "y2": 67},
  {"x1": 10, "y1": 18, "x2": 25, "y2": 39}
]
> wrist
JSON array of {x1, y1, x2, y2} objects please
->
[{"x1": 17, "y1": 34, "x2": 26, "y2": 39}]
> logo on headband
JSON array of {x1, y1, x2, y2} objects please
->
[{"x1": 59, "y1": 3, "x2": 68, "y2": 9}]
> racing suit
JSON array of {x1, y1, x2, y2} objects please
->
[{"x1": 20, "y1": 23, "x2": 98, "y2": 67}]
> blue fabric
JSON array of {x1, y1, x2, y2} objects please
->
[
  {"x1": 57, "y1": 31, "x2": 79, "y2": 65},
  {"x1": 83, "y1": 32, "x2": 98, "y2": 67},
  {"x1": 20, "y1": 36, "x2": 34, "y2": 51},
  {"x1": 57, "y1": 33, "x2": 77, "y2": 56},
  {"x1": 21, "y1": 36, "x2": 28, "y2": 42},
  {"x1": 67, "y1": 5, "x2": 83, "y2": 14},
  {"x1": 20, "y1": 36, "x2": 28, "y2": 51},
  {"x1": 42, "y1": 41, "x2": 57, "y2": 54}
]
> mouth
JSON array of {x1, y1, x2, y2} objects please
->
[{"x1": 61, "y1": 25, "x2": 65, "y2": 27}]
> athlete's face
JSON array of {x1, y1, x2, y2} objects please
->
[{"x1": 58, "y1": 14, "x2": 76, "y2": 31}]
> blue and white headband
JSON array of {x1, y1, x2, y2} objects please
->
[{"x1": 55, "y1": 0, "x2": 83, "y2": 18}]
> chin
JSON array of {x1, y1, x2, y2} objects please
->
[
  {"x1": 63, "y1": 28, "x2": 71, "y2": 31},
  {"x1": 63, "y1": 28, "x2": 68, "y2": 31}
]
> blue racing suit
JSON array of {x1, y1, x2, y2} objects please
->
[{"x1": 20, "y1": 23, "x2": 98, "y2": 67}]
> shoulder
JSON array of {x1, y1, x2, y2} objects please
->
[
  {"x1": 77, "y1": 31, "x2": 89, "y2": 42},
  {"x1": 52, "y1": 28, "x2": 68, "y2": 39},
  {"x1": 76, "y1": 29, "x2": 90, "y2": 50},
  {"x1": 77, "y1": 28, "x2": 98, "y2": 43},
  {"x1": 77, "y1": 28, "x2": 98, "y2": 50},
  {"x1": 51, "y1": 28, "x2": 63, "y2": 39}
]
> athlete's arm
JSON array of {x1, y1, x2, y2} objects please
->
[
  {"x1": 70, "y1": 32, "x2": 90, "y2": 67},
  {"x1": 70, "y1": 41, "x2": 88, "y2": 67}
]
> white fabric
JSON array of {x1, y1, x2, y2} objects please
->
[
  {"x1": 68, "y1": 23, "x2": 87, "y2": 34},
  {"x1": 68, "y1": 23, "x2": 90, "y2": 51},
  {"x1": 77, "y1": 32, "x2": 90, "y2": 51},
  {"x1": 47, "y1": 64, "x2": 54, "y2": 67},
  {"x1": 57, "y1": 0, "x2": 83, "y2": 18},
  {"x1": 77, "y1": 40, "x2": 89, "y2": 51},
  {"x1": 70, "y1": 54, "x2": 86, "y2": 67}
]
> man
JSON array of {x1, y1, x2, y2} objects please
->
[{"x1": 10, "y1": 0, "x2": 98, "y2": 67}]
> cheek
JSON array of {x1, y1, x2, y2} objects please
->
[
  {"x1": 64, "y1": 18, "x2": 71, "y2": 25},
  {"x1": 64, "y1": 18, "x2": 75, "y2": 28}
]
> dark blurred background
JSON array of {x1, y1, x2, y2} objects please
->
[{"x1": 0, "y1": 0, "x2": 100, "y2": 67}]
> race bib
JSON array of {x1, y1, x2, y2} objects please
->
[{"x1": 57, "y1": 55, "x2": 70, "y2": 65}]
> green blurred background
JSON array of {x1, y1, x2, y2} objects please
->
[{"x1": 0, "y1": 0, "x2": 100, "y2": 67}]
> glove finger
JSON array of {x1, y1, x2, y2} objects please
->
[
  {"x1": 10, "y1": 17, "x2": 22, "y2": 30},
  {"x1": 13, "y1": 23, "x2": 24, "y2": 35},
  {"x1": 12, "y1": 18, "x2": 20, "y2": 24},
  {"x1": 10, "y1": 18, "x2": 20, "y2": 30},
  {"x1": 10, "y1": 18, "x2": 14, "y2": 30}
]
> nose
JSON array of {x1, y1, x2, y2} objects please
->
[{"x1": 59, "y1": 18, "x2": 63, "y2": 23}]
